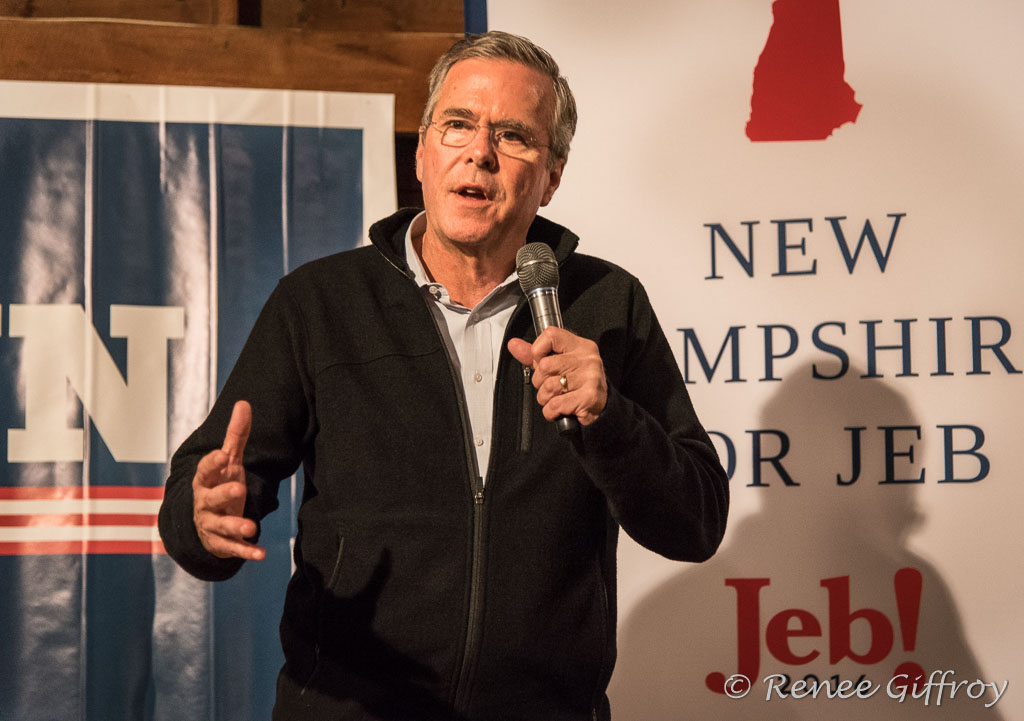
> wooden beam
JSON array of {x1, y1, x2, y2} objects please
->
[
  {"x1": 0, "y1": 0, "x2": 218, "y2": 24},
  {"x1": 262, "y1": 0, "x2": 462, "y2": 33},
  {"x1": 0, "y1": 18, "x2": 460, "y2": 131},
  {"x1": 213, "y1": 0, "x2": 239, "y2": 26}
]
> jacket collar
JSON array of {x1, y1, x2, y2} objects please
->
[{"x1": 368, "y1": 208, "x2": 580, "y2": 277}]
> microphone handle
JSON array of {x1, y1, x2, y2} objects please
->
[{"x1": 526, "y1": 288, "x2": 580, "y2": 436}]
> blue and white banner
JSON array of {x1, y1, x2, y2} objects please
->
[{"x1": 0, "y1": 81, "x2": 395, "y2": 720}]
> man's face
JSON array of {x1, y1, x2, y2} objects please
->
[{"x1": 416, "y1": 58, "x2": 564, "y2": 254}]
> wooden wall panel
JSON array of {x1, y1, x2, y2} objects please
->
[
  {"x1": 0, "y1": 0, "x2": 463, "y2": 30},
  {"x1": 0, "y1": 0, "x2": 222, "y2": 24},
  {"x1": 261, "y1": 0, "x2": 462, "y2": 33},
  {"x1": 0, "y1": 17, "x2": 461, "y2": 132}
]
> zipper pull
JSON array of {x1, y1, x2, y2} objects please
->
[{"x1": 474, "y1": 489, "x2": 484, "y2": 505}]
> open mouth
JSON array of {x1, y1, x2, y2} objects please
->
[{"x1": 455, "y1": 185, "x2": 490, "y2": 200}]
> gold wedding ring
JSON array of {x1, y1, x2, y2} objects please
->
[{"x1": 559, "y1": 375, "x2": 569, "y2": 394}]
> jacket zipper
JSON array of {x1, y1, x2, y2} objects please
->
[
  {"x1": 520, "y1": 365, "x2": 533, "y2": 453},
  {"x1": 590, "y1": 562, "x2": 612, "y2": 719},
  {"x1": 379, "y1": 252, "x2": 487, "y2": 714},
  {"x1": 437, "y1": 344, "x2": 486, "y2": 716},
  {"x1": 453, "y1": 488, "x2": 486, "y2": 713}
]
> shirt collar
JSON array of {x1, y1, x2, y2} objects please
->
[{"x1": 403, "y1": 211, "x2": 522, "y2": 313}]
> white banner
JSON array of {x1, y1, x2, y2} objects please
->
[{"x1": 488, "y1": 1, "x2": 1023, "y2": 718}]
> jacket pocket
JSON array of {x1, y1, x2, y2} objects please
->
[
  {"x1": 326, "y1": 535, "x2": 346, "y2": 591},
  {"x1": 300, "y1": 533, "x2": 345, "y2": 697}
]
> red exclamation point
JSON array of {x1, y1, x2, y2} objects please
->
[{"x1": 891, "y1": 567, "x2": 925, "y2": 692}]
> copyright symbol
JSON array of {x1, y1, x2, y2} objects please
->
[{"x1": 724, "y1": 674, "x2": 752, "y2": 699}]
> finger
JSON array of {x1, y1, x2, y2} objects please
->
[
  {"x1": 507, "y1": 337, "x2": 536, "y2": 367},
  {"x1": 193, "y1": 501, "x2": 263, "y2": 561},
  {"x1": 534, "y1": 370, "x2": 565, "y2": 404},
  {"x1": 198, "y1": 510, "x2": 259, "y2": 542},
  {"x1": 534, "y1": 355, "x2": 584, "y2": 395},
  {"x1": 533, "y1": 326, "x2": 580, "y2": 356},
  {"x1": 200, "y1": 530, "x2": 266, "y2": 561},
  {"x1": 541, "y1": 392, "x2": 603, "y2": 426},
  {"x1": 511, "y1": 328, "x2": 582, "y2": 369},
  {"x1": 535, "y1": 352, "x2": 570, "y2": 379},
  {"x1": 537, "y1": 365, "x2": 607, "y2": 421},
  {"x1": 530, "y1": 327, "x2": 557, "y2": 357},
  {"x1": 198, "y1": 479, "x2": 248, "y2": 514},
  {"x1": 194, "y1": 449, "x2": 230, "y2": 488},
  {"x1": 541, "y1": 395, "x2": 571, "y2": 422},
  {"x1": 540, "y1": 385, "x2": 590, "y2": 416},
  {"x1": 222, "y1": 400, "x2": 252, "y2": 464}
]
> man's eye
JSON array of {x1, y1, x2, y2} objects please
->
[
  {"x1": 444, "y1": 119, "x2": 472, "y2": 131},
  {"x1": 496, "y1": 130, "x2": 528, "y2": 146}
]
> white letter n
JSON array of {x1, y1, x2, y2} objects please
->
[{"x1": 8, "y1": 304, "x2": 185, "y2": 463}]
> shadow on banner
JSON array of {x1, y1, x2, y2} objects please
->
[{"x1": 609, "y1": 360, "x2": 1006, "y2": 720}]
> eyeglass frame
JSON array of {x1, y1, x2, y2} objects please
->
[{"x1": 423, "y1": 116, "x2": 551, "y2": 160}]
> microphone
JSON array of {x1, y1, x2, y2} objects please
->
[{"x1": 515, "y1": 242, "x2": 579, "y2": 436}]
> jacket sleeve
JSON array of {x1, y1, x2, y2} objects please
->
[
  {"x1": 574, "y1": 279, "x2": 729, "y2": 562},
  {"x1": 158, "y1": 282, "x2": 317, "y2": 581}
]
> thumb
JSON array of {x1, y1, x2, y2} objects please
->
[
  {"x1": 507, "y1": 337, "x2": 535, "y2": 367},
  {"x1": 222, "y1": 400, "x2": 252, "y2": 465}
]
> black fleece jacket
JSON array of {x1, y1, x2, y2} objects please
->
[{"x1": 159, "y1": 208, "x2": 729, "y2": 721}]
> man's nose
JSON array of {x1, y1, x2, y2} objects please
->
[{"x1": 465, "y1": 126, "x2": 497, "y2": 167}]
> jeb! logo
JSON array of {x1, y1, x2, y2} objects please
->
[{"x1": 706, "y1": 568, "x2": 926, "y2": 694}]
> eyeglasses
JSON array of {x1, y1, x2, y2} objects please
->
[{"x1": 426, "y1": 118, "x2": 547, "y2": 160}]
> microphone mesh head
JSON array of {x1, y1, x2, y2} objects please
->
[{"x1": 516, "y1": 242, "x2": 559, "y2": 293}]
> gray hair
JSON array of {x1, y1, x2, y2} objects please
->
[{"x1": 420, "y1": 30, "x2": 578, "y2": 167}]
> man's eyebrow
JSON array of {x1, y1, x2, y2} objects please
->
[
  {"x1": 438, "y1": 107, "x2": 476, "y2": 120},
  {"x1": 438, "y1": 108, "x2": 537, "y2": 136},
  {"x1": 491, "y1": 119, "x2": 535, "y2": 136}
]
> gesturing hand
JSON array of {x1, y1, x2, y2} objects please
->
[
  {"x1": 191, "y1": 400, "x2": 266, "y2": 561},
  {"x1": 507, "y1": 326, "x2": 608, "y2": 426}
]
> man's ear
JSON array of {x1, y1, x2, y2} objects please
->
[
  {"x1": 540, "y1": 160, "x2": 565, "y2": 207},
  {"x1": 415, "y1": 132, "x2": 425, "y2": 183}
]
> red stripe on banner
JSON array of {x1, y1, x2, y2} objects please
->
[
  {"x1": 83, "y1": 513, "x2": 161, "y2": 526},
  {"x1": 0, "y1": 486, "x2": 165, "y2": 500},
  {"x1": 0, "y1": 486, "x2": 165, "y2": 555},
  {"x1": 0, "y1": 514, "x2": 160, "y2": 527},
  {"x1": 0, "y1": 514, "x2": 79, "y2": 527},
  {"x1": 89, "y1": 540, "x2": 167, "y2": 555},
  {"x1": 89, "y1": 486, "x2": 165, "y2": 500},
  {"x1": 0, "y1": 540, "x2": 167, "y2": 556},
  {"x1": 0, "y1": 487, "x2": 81, "y2": 500}
]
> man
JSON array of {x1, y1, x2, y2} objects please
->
[{"x1": 159, "y1": 30, "x2": 728, "y2": 720}]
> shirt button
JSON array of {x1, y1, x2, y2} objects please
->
[
  {"x1": 474, "y1": 438, "x2": 484, "y2": 447},
  {"x1": 473, "y1": 372, "x2": 483, "y2": 383}
]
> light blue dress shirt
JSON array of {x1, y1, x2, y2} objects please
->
[{"x1": 403, "y1": 212, "x2": 522, "y2": 484}]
